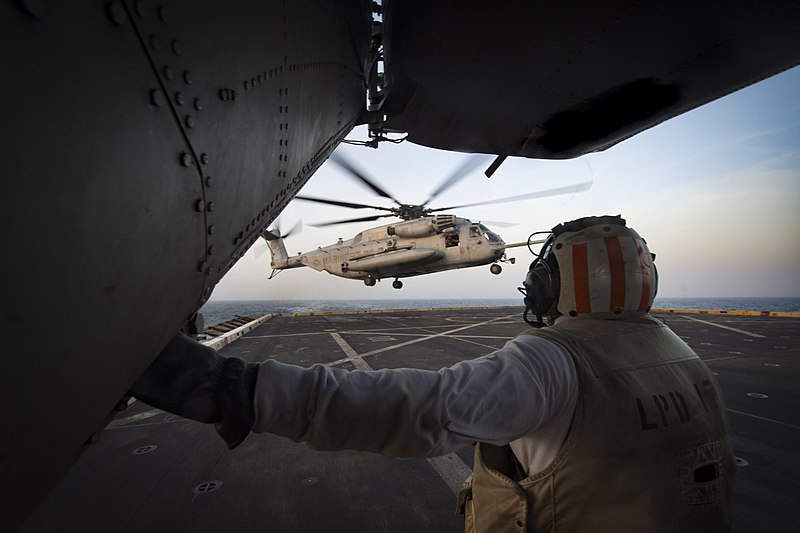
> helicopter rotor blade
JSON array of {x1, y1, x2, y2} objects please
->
[
  {"x1": 262, "y1": 217, "x2": 285, "y2": 240},
  {"x1": 423, "y1": 154, "x2": 488, "y2": 206},
  {"x1": 255, "y1": 219, "x2": 300, "y2": 259},
  {"x1": 282, "y1": 219, "x2": 303, "y2": 239},
  {"x1": 263, "y1": 216, "x2": 302, "y2": 240},
  {"x1": 430, "y1": 181, "x2": 592, "y2": 211},
  {"x1": 309, "y1": 214, "x2": 395, "y2": 228},
  {"x1": 329, "y1": 151, "x2": 401, "y2": 204},
  {"x1": 477, "y1": 220, "x2": 518, "y2": 228},
  {"x1": 294, "y1": 195, "x2": 392, "y2": 212}
]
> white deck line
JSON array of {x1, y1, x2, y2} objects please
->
[
  {"x1": 428, "y1": 453, "x2": 473, "y2": 495},
  {"x1": 330, "y1": 332, "x2": 372, "y2": 371},
  {"x1": 726, "y1": 409, "x2": 800, "y2": 431},
  {"x1": 106, "y1": 409, "x2": 162, "y2": 429},
  {"x1": 358, "y1": 313, "x2": 519, "y2": 357},
  {"x1": 329, "y1": 330, "x2": 472, "y2": 495},
  {"x1": 680, "y1": 315, "x2": 766, "y2": 338}
]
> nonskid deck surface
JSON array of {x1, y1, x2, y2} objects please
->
[{"x1": 22, "y1": 308, "x2": 800, "y2": 532}]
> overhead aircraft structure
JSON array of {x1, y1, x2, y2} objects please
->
[{"x1": 4, "y1": 0, "x2": 800, "y2": 529}]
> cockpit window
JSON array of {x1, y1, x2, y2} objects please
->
[
  {"x1": 479, "y1": 224, "x2": 502, "y2": 243},
  {"x1": 469, "y1": 226, "x2": 481, "y2": 238}
]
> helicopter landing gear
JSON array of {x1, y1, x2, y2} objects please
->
[
  {"x1": 364, "y1": 277, "x2": 376, "y2": 287},
  {"x1": 490, "y1": 264, "x2": 502, "y2": 275},
  {"x1": 392, "y1": 279, "x2": 403, "y2": 289}
]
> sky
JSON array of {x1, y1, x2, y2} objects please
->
[{"x1": 211, "y1": 66, "x2": 800, "y2": 301}]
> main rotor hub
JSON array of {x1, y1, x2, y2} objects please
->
[{"x1": 394, "y1": 204, "x2": 431, "y2": 220}]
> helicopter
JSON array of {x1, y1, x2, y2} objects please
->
[{"x1": 260, "y1": 152, "x2": 590, "y2": 288}]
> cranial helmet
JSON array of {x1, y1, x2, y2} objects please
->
[{"x1": 522, "y1": 215, "x2": 657, "y2": 326}]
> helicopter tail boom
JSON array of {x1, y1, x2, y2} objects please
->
[{"x1": 260, "y1": 231, "x2": 296, "y2": 270}]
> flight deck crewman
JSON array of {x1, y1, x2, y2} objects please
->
[{"x1": 132, "y1": 215, "x2": 735, "y2": 532}]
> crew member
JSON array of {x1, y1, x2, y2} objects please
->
[{"x1": 132, "y1": 215, "x2": 735, "y2": 532}]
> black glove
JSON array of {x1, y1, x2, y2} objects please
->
[{"x1": 131, "y1": 333, "x2": 259, "y2": 449}]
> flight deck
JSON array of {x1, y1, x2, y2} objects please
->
[{"x1": 21, "y1": 307, "x2": 800, "y2": 532}]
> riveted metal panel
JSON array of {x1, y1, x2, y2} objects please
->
[
  {"x1": 1, "y1": 0, "x2": 371, "y2": 528},
  {"x1": 141, "y1": 1, "x2": 369, "y2": 290}
]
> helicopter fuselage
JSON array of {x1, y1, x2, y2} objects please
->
[{"x1": 271, "y1": 215, "x2": 509, "y2": 283}]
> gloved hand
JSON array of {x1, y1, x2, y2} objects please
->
[{"x1": 131, "y1": 333, "x2": 259, "y2": 449}]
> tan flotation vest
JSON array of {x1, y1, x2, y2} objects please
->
[{"x1": 457, "y1": 317, "x2": 735, "y2": 532}]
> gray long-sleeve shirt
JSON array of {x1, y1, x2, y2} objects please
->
[{"x1": 253, "y1": 334, "x2": 578, "y2": 476}]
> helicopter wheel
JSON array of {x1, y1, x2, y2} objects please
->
[
  {"x1": 392, "y1": 279, "x2": 403, "y2": 289},
  {"x1": 364, "y1": 277, "x2": 376, "y2": 287},
  {"x1": 490, "y1": 264, "x2": 502, "y2": 275}
]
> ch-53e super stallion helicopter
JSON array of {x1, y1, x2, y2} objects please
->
[{"x1": 260, "y1": 152, "x2": 590, "y2": 288}]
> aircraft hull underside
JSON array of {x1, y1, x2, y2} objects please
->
[
  {"x1": 381, "y1": 0, "x2": 800, "y2": 158},
  {"x1": 1, "y1": 1, "x2": 371, "y2": 528}
]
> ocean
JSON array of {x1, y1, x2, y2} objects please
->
[{"x1": 199, "y1": 297, "x2": 800, "y2": 327}]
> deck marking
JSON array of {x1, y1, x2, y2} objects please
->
[
  {"x1": 450, "y1": 335, "x2": 513, "y2": 340},
  {"x1": 446, "y1": 336, "x2": 500, "y2": 351},
  {"x1": 342, "y1": 331, "x2": 515, "y2": 341},
  {"x1": 344, "y1": 324, "x2": 485, "y2": 333},
  {"x1": 330, "y1": 332, "x2": 372, "y2": 371},
  {"x1": 410, "y1": 327, "x2": 506, "y2": 351},
  {"x1": 106, "y1": 418, "x2": 186, "y2": 430},
  {"x1": 327, "y1": 333, "x2": 474, "y2": 492},
  {"x1": 726, "y1": 409, "x2": 800, "y2": 431},
  {"x1": 245, "y1": 331, "x2": 331, "y2": 338},
  {"x1": 446, "y1": 317, "x2": 517, "y2": 324},
  {"x1": 427, "y1": 453, "x2": 473, "y2": 495},
  {"x1": 681, "y1": 316, "x2": 766, "y2": 338},
  {"x1": 106, "y1": 409, "x2": 162, "y2": 429},
  {"x1": 358, "y1": 314, "x2": 519, "y2": 357},
  {"x1": 704, "y1": 355, "x2": 742, "y2": 362},
  {"x1": 372, "y1": 316, "x2": 408, "y2": 328}
]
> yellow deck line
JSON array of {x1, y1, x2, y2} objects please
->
[{"x1": 651, "y1": 308, "x2": 800, "y2": 318}]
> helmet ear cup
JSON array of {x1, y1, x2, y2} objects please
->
[{"x1": 524, "y1": 257, "x2": 559, "y2": 319}]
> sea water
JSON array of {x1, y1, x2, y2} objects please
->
[
  {"x1": 199, "y1": 297, "x2": 800, "y2": 327},
  {"x1": 199, "y1": 298, "x2": 521, "y2": 326}
]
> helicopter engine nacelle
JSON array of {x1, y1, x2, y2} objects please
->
[
  {"x1": 388, "y1": 219, "x2": 436, "y2": 238},
  {"x1": 388, "y1": 215, "x2": 456, "y2": 238}
]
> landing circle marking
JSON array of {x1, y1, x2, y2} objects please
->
[
  {"x1": 193, "y1": 480, "x2": 223, "y2": 494},
  {"x1": 131, "y1": 445, "x2": 157, "y2": 455}
]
